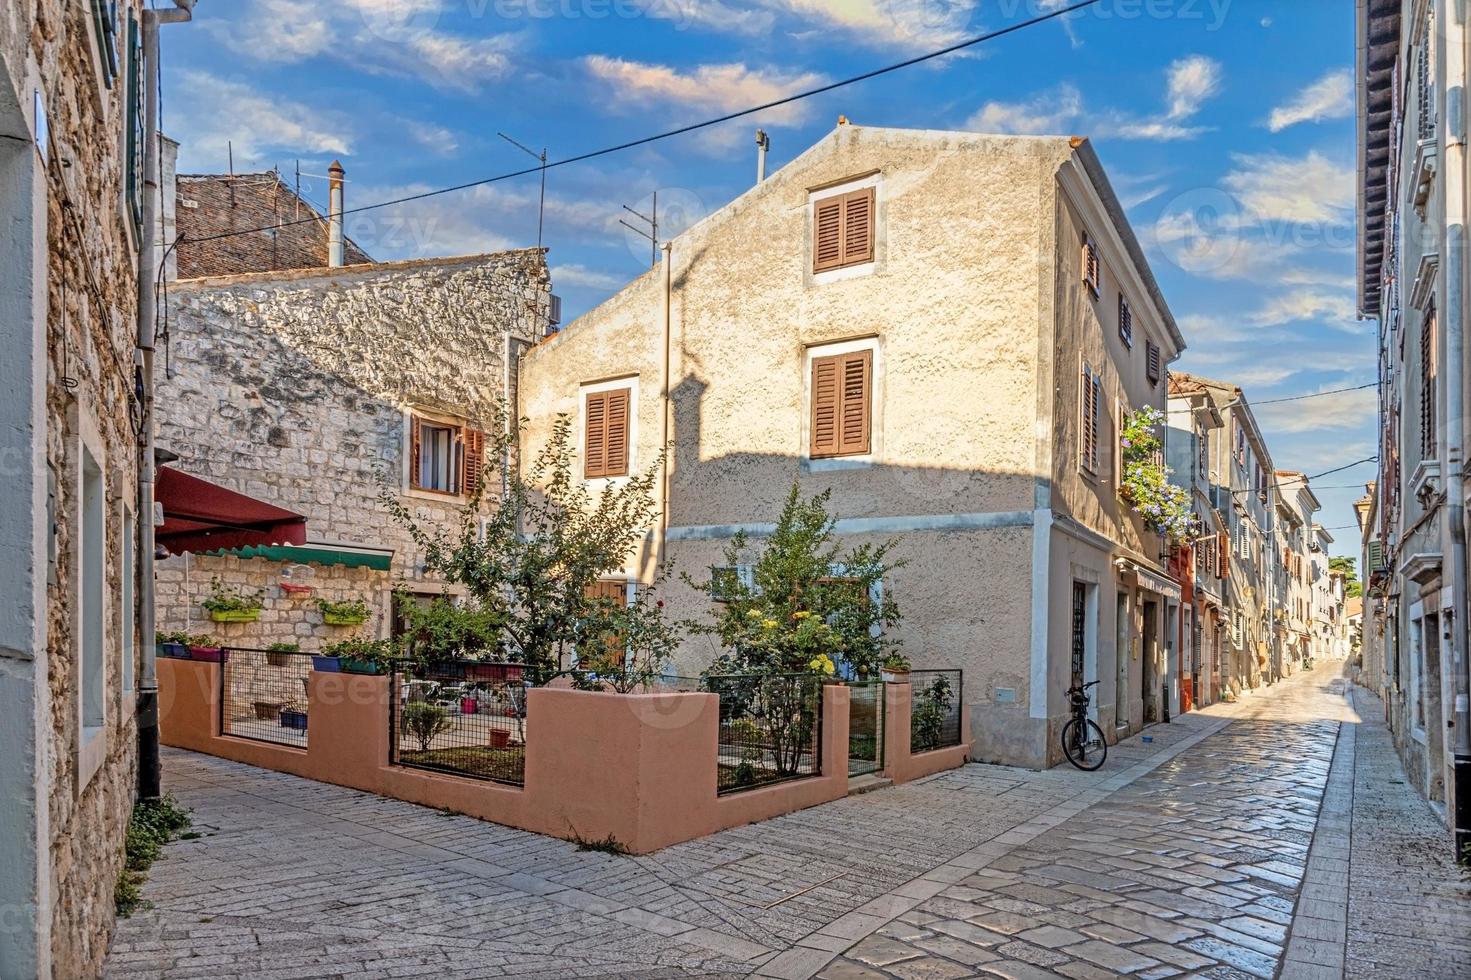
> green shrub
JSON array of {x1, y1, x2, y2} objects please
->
[
  {"x1": 400, "y1": 701, "x2": 454, "y2": 751},
  {"x1": 116, "y1": 795, "x2": 192, "y2": 917}
]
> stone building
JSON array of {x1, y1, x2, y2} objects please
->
[
  {"x1": 154, "y1": 247, "x2": 553, "y2": 649},
  {"x1": 518, "y1": 124, "x2": 1188, "y2": 768},
  {"x1": 1273, "y1": 473, "x2": 1320, "y2": 675},
  {"x1": 1, "y1": 1, "x2": 194, "y2": 975},
  {"x1": 1356, "y1": 0, "x2": 1471, "y2": 848}
]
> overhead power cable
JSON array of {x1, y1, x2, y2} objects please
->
[
  {"x1": 1234, "y1": 457, "x2": 1379, "y2": 497},
  {"x1": 171, "y1": 0, "x2": 1103, "y2": 249},
  {"x1": 1252, "y1": 383, "x2": 1378, "y2": 405}
]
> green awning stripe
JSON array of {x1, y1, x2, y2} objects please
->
[{"x1": 205, "y1": 543, "x2": 393, "y2": 571}]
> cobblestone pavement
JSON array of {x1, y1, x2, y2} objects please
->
[{"x1": 105, "y1": 662, "x2": 1469, "y2": 979}]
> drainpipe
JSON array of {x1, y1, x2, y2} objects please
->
[
  {"x1": 137, "y1": 0, "x2": 195, "y2": 802},
  {"x1": 658, "y1": 241, "x2": 673, "y2": 569},
  {"x1": 1442, "y1": 0, "x2": 1471, "y2": 862},
  {"x1": 327, "y1": 160, "x2": 345, "y2": 267}
]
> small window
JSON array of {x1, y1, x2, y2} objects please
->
[
  {"x1": 81, "y1": 447, "x2": 106, "y2": 734},
  {"x1": 409, "y1": 414, "x2": 483, "y2": 496},
  {"x1": 813, "y1": 186, "x2": 875, "y2": 273},
  {"x1": 710, "y1": 565, "x2": 757, "y2": 601},
  {"x1": 121, "y1": 507, "x2": 135, "y2": 695},
  {"x1": 91, "y1": 0, "x2": 121, "y2": 88},
  {"x1": 585, "y1": 388, "x2": 631, "y2": 479},
  {"x1": 1118, "y1": 293, "x2": 1133, "y2": 348},
  {"x1": 811, "y1": 349, "x2": 872, "y2": 459},
  {"x1": 1079, "y1": 361, "x2": 1101, "y2": 473},
  {"x1": 1145, "y1": 340, "x2": 1162, "y2": 386},
  {"x1": 1082, "y1": 235, "x2": 1100, "y2": 296}
]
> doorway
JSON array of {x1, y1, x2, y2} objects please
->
[
  {"x1": 1115, "y1": 592, "x2": 1130, "y2": 731},
  {"x1": 1141, "y1": 599, "x2": 1160, "y2": 724}
]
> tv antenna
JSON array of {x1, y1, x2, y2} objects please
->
[
  {"x1": 498, "y1": 131, "x2": 548, "y2": 249},
  {"x1": 620, "y1": 191, "x2": 658, "y2": 267}
]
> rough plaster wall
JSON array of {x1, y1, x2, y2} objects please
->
[
  {"x1": 19, "y1": 1, "x2": 149, "y2": 975},
  {"x1": 156, "y1": 251, "x2": 550, "y2": 606}
]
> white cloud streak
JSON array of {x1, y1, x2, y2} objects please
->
[{"x1": 1268, "y1": 70, "x2": 1353, "y2": 132}]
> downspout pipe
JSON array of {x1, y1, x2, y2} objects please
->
[
  {"x1": 658, "y1": 241, "x2": 672, "y2": 569},
  {"x1": 137, "y1": 0, "x2": 195, "y2": 802},
  {"x1": 1442, "y1": 0, "x2": 1471, "y2": 863}
]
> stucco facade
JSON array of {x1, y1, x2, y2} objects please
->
[
  {"x1": 518, "y1": 125, "x2": 1184, "y2": 768},
  {"x1": 155, "y1": 251, "x2": 553, "y2": 647}
]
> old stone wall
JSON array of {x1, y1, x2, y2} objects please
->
[
  {"x1": 156, "y1": 250, "x2": 551, "y2": 648},
  {"x1": 1, "y1": 1, "x2": 152, "y2": 976}
]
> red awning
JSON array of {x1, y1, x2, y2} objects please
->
[{"x1": 155, "y1": 466, "x2": 307, "y2": 555}]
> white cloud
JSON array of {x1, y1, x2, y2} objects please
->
[
  {"x1": 584, "y1": 56, "x2": 826, "y2": 127},
  {"x1": 1256, "y1": 387, "x2": 1377, "y2": 434},
  {"x1": 170, "y1": 71, "x2": 353, "y2": 170},
  {"x1": 404, "y1": 118, "x2": 460, "y2": 156},
  {"x1": 1268, "y1": 70, "x2": 1353, "y2": 132},
  {"x1": 1247, "y1": 290, "x2": 1358, "y2": 330},
  {"x1": 1223, "y1": 150, "x2": 1354, "y2": 224},
  {"x1": 215, "y1": 0, "x2": 514, "y2": 93},
  {"x1": 1166, "y1": 55, "x2": 1222, "y2": 121},
  {"x1": 551, "y1": 263, "x2": 625, "y2": 290},
  {"x1": 656, "y1": 0, "x2": 981, "y2": 49},
  {"x1": 964, "y1": 57, "x2": 1219, "y2": 142}
]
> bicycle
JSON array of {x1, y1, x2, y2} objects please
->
[{"x1": 1061, "y1": 680, "x2": 1107, "y2": 771}]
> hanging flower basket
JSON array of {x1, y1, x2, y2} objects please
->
[
  {"x1": 323, "y1": 610, "x2": 369, "y2": 627},
  {"x1": 317, "y1": 596, "x2": 371, "y2": 627},
  {"x1": 209, "y1": 608, "x2": 260, "y2": 623}
]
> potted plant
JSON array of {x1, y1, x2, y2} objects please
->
[
  {"x1": 265, "y1": 641, "x2": 299, "y2": 667},
  {"x1": 201, "y1": 577, "x2": 265, "y2": 623},
  {"x1": 188, "y1": 640, "x2": 227, "y2": 663},
  {"x1": 278, "y1": 698, "x2": 308, "y2": 731},
  {"x1": 155, "y1": 631, "x2": 191, "y2": 659},
  {"x1": 316, "y1": 636, "x2": 395, "y2": 675},
  {"x1": 252, "y1": 698, "x2": 284, "y2": 720},
  {"x1": 880, "y1": 653, "x2": 912, "y2": 683},
  {"x1": 316, "y1": 595, "x2": 371, "y2": 627},
  {"x1": 487, "y1": 726, "x2": 512, "y2": 749}
]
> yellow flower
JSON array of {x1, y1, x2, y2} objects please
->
[
  {"x1": 762, "y1": 619, "x2": 779, "y2": 629},
  {"x1": 746, "y1": 609, "x2": 761, "y2": 618},
  {"x1": 793, "y1": 610, "x2": 812, "y2": 620},
  {"x1": 809, "y1": 654, "x2": 836, "y2": 676}
]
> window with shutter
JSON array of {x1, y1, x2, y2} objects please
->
[
  {"x1": 584, "y1": 388, "x2": 632, "y2": 479},
  {"x1": 585, "y1": 580, "x2": 629, "y2": 606},
  {"x1": 1082, "y1": 236, "x2": 1100, "y2": 296},
  {"x1": 1145, "y1": 340, "x2": 1161, "y2": 386},
  {"x1": 812, "y1": 186, "x2": 875, "y2": 273},
  {"x1": 1421, "y1": 303, "x2": 1437, "y2": 457},
  {"x1": 124, "y1": 12, "x2": 144, "y2": 233},
  {"x1": 462, "y1": 428, "x2": 486, "y2": 498},
  {"x1": 1079, "y1": 362, "x2": 1100, "y2": 473},
  {"x1": 1118, "y1": 294, "x2": 1133, "y2": 348},
  {"x1": 811, "y1": 350, "x2": 872, "y2": 458},
  {"x1": 409, "y1": 415, "x2": 465, "y2": 495}
]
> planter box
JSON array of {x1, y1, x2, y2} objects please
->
[
  {"x1": 881, "y1": 670, "x2": 911, "y2": 684},
  {"x1": 460, "y1": 696, "x2": 479, "y2": 715},
  {"x1": 311, "y1": 655, "x2": 342, "y2": 673},
  {"x1": 340, "y1": 657, "x2": 381, "y2": 675},
  {"x1": 278, "y1": 708, "x2": 308, "y2": 731},
  {"x1": 189, "y1": 646, "x2": 227, "y2": 663},
  {"x1": 322, "y1": 611, "x2": 369, "y2": 627},
  {"x1": 266, "y1": 652, "x2": 294, "y2": 667},
  {"x1": 252, "y1": 700, "x2": 283, "y2": 721},
  {"x1": 465, "y1": 663, "x2": 523, "y2": 683},
  {"x1": 209, "y1": 609, "x2": 261, "y2": 623},
  {"x1": 160, "y1": 642, "x2": 190, "y2": 660},
  {"x1": 487, "y1": 728, "x2": 511, "y2": 749}
]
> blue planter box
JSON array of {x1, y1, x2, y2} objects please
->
[
  {"x1": 278, "y1": 709, "x2": 308, "y2": 731},
  {"x1": 160, "y1": 642, "x2": 189, "y2": 660},
  {"x1": 311, "y1": 656, "x2": 342, "y2": 673}
]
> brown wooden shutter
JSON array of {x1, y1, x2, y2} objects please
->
[
  {"x1": 1218, "y1": 533, "x2": 1230, "y2": 578},
  {"x1": 585, "y1": 392, "x2": 608, "y2": 478},
  {"x1": 812, "y1": 351, "x2": 871, "y2": 458},
  {"x1": 838, "y1": 350, "x2": 871, "y2": 455},
  {"x1": 584, "y1": 580, "x2": 627, "y2": 606},
  {"x1": 842, "y1": 188, "x2": 874, "y2": 266},
  {"x1": 1118, "y1": 293, "x2": 1132, "y2": 347},
  {"x1": 810, "y1": 354, "x2": 840, "y2": 457},
  {"x1": 1146, "y1": 341, "x2": 1161, "y2": 385},
  {"x1": 1080, "y1": 363, "x2": 1096, "y2": 471},
  {"x1": 1092, "y1": 374, "x2": 1102, "y2": 473},
  {"x1": 813, "y1": 196, "x2": 843, "y2": 272},
  {"x1": 462, "y1": 427, "x2": 485, "y2": 497},
  {"x1": 605, "y1": 388, "x2": 630, "y2": 477},
  {"x1": 409, "y1": 416, "x2": 423, "y2": 490}
]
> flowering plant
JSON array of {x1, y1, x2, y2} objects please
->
[{"x1": 1119, "y1": 406, "x2": 1198, "y2": 543}]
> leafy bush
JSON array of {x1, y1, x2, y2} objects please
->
[
  {"x1": 265, "y1": 641, "x2": 300, "y2": 653},
  {"x1": 394, "y1": 593, "x2": 506, "y2": 665},
  {"x1": 156, "y1": 630, "x2": 212, "y2": 647},
  {"x1": 1119, "y1": 407, "x2": 1197, "y2": 543},
  {"x1": 116, "y1": 795, "x2": 192, "y2": 917},
  {"x1": 321, "y1": 636, "x2": 398, "y2": 671},
  {"x1": 316, "y1": 596, "x2": 371, "y2": 620},
  {"x1": 572, "y1": 572, "x2": 682, "y2": 693},
  {"x1": 911, "y1": 676, "x2": 955, "y2": 752},
  {"x1": 400, "y1": 701, "x2": 454, "y2": 751},
  {"x1": 200, "y1": 577, "x2": 264, "y2": 614}
]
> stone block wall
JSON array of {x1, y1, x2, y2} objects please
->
[{"x1": 156, "y1": 249, "x2": 551, "y2": 607}]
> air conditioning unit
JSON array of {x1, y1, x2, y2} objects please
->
[{"x1": 548, "y1": 293, "x2": 563, "y2": 327}]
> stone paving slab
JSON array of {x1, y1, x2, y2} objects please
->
[{"x1": 105, "y1": 662, "x2": 1470, "y2": 979}]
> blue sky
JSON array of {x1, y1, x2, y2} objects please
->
[{"x1": 162, "y1": 0, "x2": 1371, "y2": 557}]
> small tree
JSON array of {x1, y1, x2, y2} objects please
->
[
  {"x1": 686, "y1": 484, "x2": 904, "y2": 678},
  {"x1": 394, "y1": 592, "x2": 507, "y2": 666},
  {"x1": 384, "y1": 412, "x2": 670, "y2": 675},
  {"x1": 400, "y1": 702, "x2": 453, "y2": 752},
  {"x1": 573, "y1": 572, "x2": 682, "y2": 693},
  {"x1": 1329, "y1": 556, "x2": 1364, "y2": 598}
]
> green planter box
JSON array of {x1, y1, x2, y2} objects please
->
[
  {"x1": 209, "y1": 608, "x2": 261, "y2": 623},
  {"x1": 339, "y1": 657, "x2": 381, "y2": 675},
  {"x1": 322, "y1": 611, "x2": 369, "y2": 626}
]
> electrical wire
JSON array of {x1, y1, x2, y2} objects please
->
[
  {"x1": 1252, "y1": 383, "x2": 1378, "y2": 405},
  {"x1": 170, "y1": 0, "x2": 1102, "y2": 250},
  {"x1": 1232, "y1": 457, "x2": 1379, "y2": 497}
]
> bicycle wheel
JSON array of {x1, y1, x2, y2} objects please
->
[{"x1": 1061, "y1": 717, "x2": 1107, "y2": 771}]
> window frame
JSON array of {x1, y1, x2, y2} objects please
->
[
  {"x1": 803, "y1": 338, "x2": 881, "y2": 471},
  {"x1": 1082, "y1": 234, "x2": 1101, "y2": 297},
  {"x1": 72, "y1": 404, "x2": 109, "y2": 791},
  {"x1": 809, "y1": 174, "x2": 880, "y2": 280},
  {"x1": 1117, "y1": 292, "x2": 1133, "y2": 348},
  {"x1": 1079, "y1": 359, "x2": 1102, "y2": 476},
  {"x1": 580, "y1": 376, "x2": 638, "y2": 482}
]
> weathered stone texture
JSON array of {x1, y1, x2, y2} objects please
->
[
  {"x1": 5, "y1": 1, "x2": 150, "y2": 976},
  {"x1": 155, "y1": 250, "x2": 550, "y2": 647}
]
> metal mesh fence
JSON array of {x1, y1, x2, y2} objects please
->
[
  {"x1": 847, "y1": 681, "x2": 885, "y2": 776},
  {"x1": 390, "y1": 662, "x2": 531, "y2": 785},
  {"x1": 910, "y1": 669, "x2": 962, "y2": 753},
  {"x1": 707, "y1": 674, "x2": 823, "y2": 795},
  {"x1": 220, "y1": 648, "x2": 314, "y2": 747}
]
